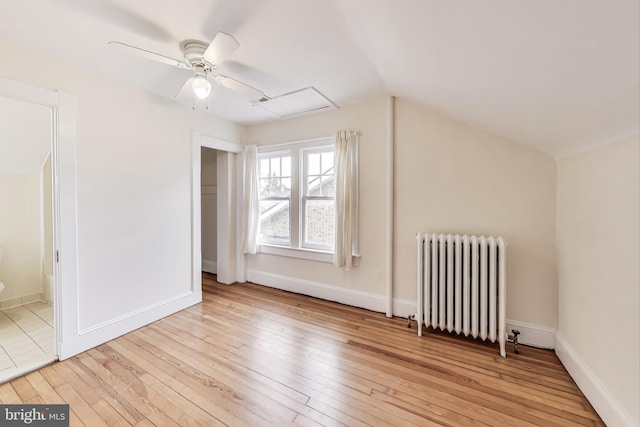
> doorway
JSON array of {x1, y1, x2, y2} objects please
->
[
  {"x1": 0, "y1": 95, "x2": 57, "y2": 381},
  {"x1": 201, "y1": 147, "x2": 219, "y2": 277},
  {"x1": 191, "y1": 132, "x2": 244, "y2": 294},
  {"x1": 0, "y1": 76, "x2": 78, "y2": 366}
]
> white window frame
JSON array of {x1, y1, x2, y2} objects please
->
[
  {"x1": 258, "y1": 150, "x2": 293, "y2": 246},
  {"x1": 301, "y1": 145, "x2": 336, "y2": 252},
  {"x1": 258, "y1": 137, "x2": 337, "y2": 263}
]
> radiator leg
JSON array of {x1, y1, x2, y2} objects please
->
[
  {"x1": 407, "y1": 314, "x2": 415, "y2": 328},
  {"x1": 507, "y1": 329, "x2": 521, "y2": 354}
]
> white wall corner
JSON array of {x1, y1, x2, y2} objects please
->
[
  {"x1": 505, "y1": 319, "x2": 556, "y2": 349},
  {"x1": 202, "y1": 260, "x2": 218, "y2": 274},
  {"x1": 555, "y1": 333, "x2": 636, "y2": 427}
]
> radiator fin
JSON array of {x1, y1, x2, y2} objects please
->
[{"x1": 416, "y1": 233, "x2": 507, "y2": 357}]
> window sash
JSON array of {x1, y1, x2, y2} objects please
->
[
  {"x1": 301, "y1": 146, "x2": 335, "y2": 251},
  {"x1": 301, "y1": 198, "x2": 335, "y2": 251},
  {"x1": 258, "y1": 139, "x2": 335, "y2": 253}
]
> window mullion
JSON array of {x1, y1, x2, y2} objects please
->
[{"x1": 290, "y1": 147, "x2": 301, "y2": 249}]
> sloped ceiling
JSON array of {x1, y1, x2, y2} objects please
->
[
  {"x1": 0, "y1": 96, "x2": 51, "y2": 174},
  {"x1": 0, "y1": 0, "x2": 637, "y2": 157}
]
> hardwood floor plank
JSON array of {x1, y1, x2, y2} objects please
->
[
  {"x1": 203, "y1": 280, "x2": 603, "y2": 426},
  {"x1": 0, "y1": 274, "x2": 604, "y2": 426},
  {"x1": 196, "y1": 286, "x2": 590, "y2": 426},
  {"x1": 24, "y1": 371, "x2": 65, "y2": 404},
  {"x1": 98, "y1": 343, "x2": 225, "y2": 427},
  {"x1": 10, "y1": 376, "x2": 42, "y2": 403},
  {"x1": 170, "y1": 308, "x2": 494, "y2": 426},
  {"x1": 135, "y1": 327, "x2": 299, "y2": 426},
  {"x1": 54, "y1": 383, "x2": 110, "y2": 427},
  {"x1": 71, "y1": 350, "x2": 181, "y2": 427},
  {"x1": 123, "y1": 331, "x2": 296, "y2": 427},
  {"x1": 128, "y1": 333, "x2": 278, "y2": 426},
  {"x1": 90, "y1": 399, "x2": 132, "y2": 427},
  {"x1": 0, "y1": 382, "x2": 22, "y2": 403}
]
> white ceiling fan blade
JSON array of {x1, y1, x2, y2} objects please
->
[
  {"x1": 108, "y1": 41, "x2": 190, "y2": 69},
  {"x1": 202, "y1": 32, "x2": 240, "y2": 66},
  {"x1": 212, "y1": 75, "x2": 267, "y2": 102},
  {"x1": 175, "y1": 77, "x2": 194, "y2": 99}
]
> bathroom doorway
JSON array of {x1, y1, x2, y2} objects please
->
[{"x1": 0, "y1": 95, "x2": 57, "y2": 381}]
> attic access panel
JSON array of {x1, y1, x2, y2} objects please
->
[{"x1": 254, "y1": 87, "x2": 337, "y2": 119}]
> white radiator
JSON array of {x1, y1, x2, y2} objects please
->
[{"x1": 416, "y1": 233, "x2": 507, "y2": 357}]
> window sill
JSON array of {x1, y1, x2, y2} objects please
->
[{"x1": 258, "y1": 244, "x2": 333, "y2": 263}]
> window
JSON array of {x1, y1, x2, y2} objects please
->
[
  {"x1": 302, "y1": 147, "x2": 335, "y2": 251},
  {"x1": 259, "y1": 152, "x2": 292, "y2": 246},
  {"x1": 258, "y1": 138, "x2": 337, "y2": 259}
]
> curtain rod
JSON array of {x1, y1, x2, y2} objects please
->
[{"x1": 256, "y1": 131, "x2": 360, "y2": 150}]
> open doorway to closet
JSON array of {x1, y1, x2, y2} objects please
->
[{"x1": 201, "y1": 147, "x2": 219, "y2": 277}]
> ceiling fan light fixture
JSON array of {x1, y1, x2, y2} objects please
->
[{"x1": 192, "y1": 65, "x2": 211, "y2": 99}]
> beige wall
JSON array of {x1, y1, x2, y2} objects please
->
[
  {"x1": 246, "y1": 97, "x2": 559, "y2": 336},
  {"x1": 246, "y1": 98, "x2": 389, "y2": 297},
  {"x1": 0, "y1": 173, "x2": 42, "y2": 302},
  {"x1": 395, "y1": 99, "x2": 558, "y2": 331},
  {"x1": 0, "y1": 34, "x2": 244, "y2": 330},
  {"x1": 556, "y1": 135, "x2": 639, "y2": 426}
]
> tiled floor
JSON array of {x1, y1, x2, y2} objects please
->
[{"x1": 0, "y1": 302, "x2": 56, "y2": 382}]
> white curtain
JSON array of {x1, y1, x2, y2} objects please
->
[
  {"x1": 242, "y1": 144, "x2": 260, "y2": 255},
  {"x1": 334, "y1": 130, "x2": 358, "y2": 269}
]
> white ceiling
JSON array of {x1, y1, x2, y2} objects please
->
[{"x1": 0, "y1": 0, "x2": 637, "y2": 157}]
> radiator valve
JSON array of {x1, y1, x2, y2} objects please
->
[
  {"x1": 407, "y1": 314, "x2": 415, "y2": 328},
  {"x1": 507, "y1": 329, "x2": 521, "y2": 354}
]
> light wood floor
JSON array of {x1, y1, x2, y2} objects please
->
[{"x1": 0, "y1": 273, "x2": 603, "y2": 426}]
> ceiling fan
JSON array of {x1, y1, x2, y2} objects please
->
[{"x1": 108, "y1": 32, "x2": 269, "y2": 104}]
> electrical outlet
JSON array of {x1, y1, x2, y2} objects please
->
[{"x1": 375, "y1": 271, "x2": 384, "y2": 282}]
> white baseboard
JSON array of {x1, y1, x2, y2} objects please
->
[
  {"x1": 246, "y1": 270, "x2": 556, "y2": 350},
  {"x1": 0, "y1": 292, "x2": 44, "y2": 310},
  {"x1": 392, "y1": 298, "x2": 415, "y2": 319},
  {"x1": 202, "y1": 259, "x2": 217, "y2": 274},
  {"x1": 506, "y1": 319, "x2": 556, "y2": 349},
  {"x1": 247, "y1": 269, "x2": 412, "y2": 317},
  {"x1": 58, "y1": 291, "x2": 202, "y2": 360},
  {"x1": 247, "y1": 269, "x2": 389, "y2": 313},
  {"x1": 555, "y1": 333, "x2": 635, "y2": 427}
]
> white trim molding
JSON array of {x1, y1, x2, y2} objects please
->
[
  {"x1": 248, "y1": 269, "x2": 398, "y2": 314},
  {"x1": 258, "y1": 244, "x2": 333, "y2": 263},
  {"x1": 0, "y1": 77, "x2": 79, "y2": 362},
  {"x1": 506, "y1": 319, "x2": 556, "y2": 349},
  {"x1": 245, "y1": 270, "x2": 557, "y2": 351},
  {"x1": 202, "y1": 260, "x2": 217, "y2": 274},
  {"x1": 59, "y1": 292, "x2": 200, "y2": 359},
  {"x1": 191, "y1": 131, "x2": 244, "y2": 289},
  {"x1": 555, "y1": 333, "x2": 635, "y2": 427},
  {"x1": 391, "y1": 298, "x2": 415, "y2": 319}
]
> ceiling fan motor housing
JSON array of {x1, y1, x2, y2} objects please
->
[{"x1": 180, "y1": 40, "x2": 211, "y2": 68}]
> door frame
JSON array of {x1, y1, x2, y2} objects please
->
[
  {"x1": 191, "y1": 132, "x2": 245, "y2": 291},
  {"x1": 0, "y1": 77, "x2": 78, "y2": 360}
]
